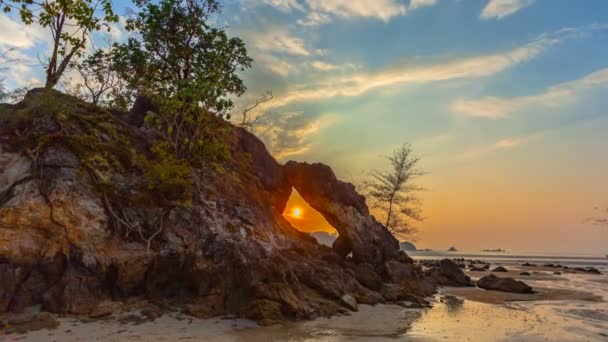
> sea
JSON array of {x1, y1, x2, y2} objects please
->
[{"x1": 407, "y1": 249, "x2": 608, "y2": 269}]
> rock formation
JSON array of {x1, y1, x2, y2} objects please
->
[
  {"x1": 283, "y1": 161, "x2": 400, "y2": 266},
  {"x1": 425, "y1": 259, "x2": 472, "y2": 287},
  {"x1": 0, "y1": 90, "x2": 440, "y2": 323},
  {"x1": 476, "y1": 275, "x2": 533, "y2": 294}
]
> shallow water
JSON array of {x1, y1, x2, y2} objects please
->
[{"x1": 408, "y1": 250, "x2": 608, "y2": 268}]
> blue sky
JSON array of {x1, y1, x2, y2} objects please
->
[{"x1": 1, "y1": 0, "x2": 608, "y2": 253}]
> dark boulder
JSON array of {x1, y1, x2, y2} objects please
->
[
  {"x1": 426, "y1": 259, "x2": 472, "y2": 287},
  {"x1": 477, "y1": 275, "x2": 533, "y2": 294},
  {"x1": 470, "y1": 266, "x2": 487, "y2": 272},
  {"x1": 491, "y1": 266, "x2": 508, "y2": 272}
]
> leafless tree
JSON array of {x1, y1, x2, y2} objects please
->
[
  {"x1": 365, "y1": 143, "x2": 425, "y2": 240},
  {"x1": 240, "y1": 90, "x2": 273, "y2": 130},
  {"x1": 72, "y1": 44, "x2": 126, "y2": 107}
]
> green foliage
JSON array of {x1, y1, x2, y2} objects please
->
[
  {"x1": 1, "y1": 0, "x2": 118, "y2": 88},
  {"x1": 138, "y1": 142, "x2": 193, "y2": 204},
  {"x1": 112, "y1": 0, "x2": 251, "y2": 159}
]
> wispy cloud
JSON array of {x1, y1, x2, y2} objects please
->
[
  {"x1": 248, "y1": 0, "x2": 410, "y2": 26},
  {"x1": 0, "y1": 16, "x2": 48, "y2": 88},
  {"x1": 254, "y1": 112, "x2": 337, "y2": 160},
  {"x1": 251, "y1": 29, "x2": 312, "y2": 56},
  {"x1": 257, "y1": 0, "x2": 305, "y2": 12},
  {"x1": 249, "y1": 28, "x2": 576, "y2": 112},
  {"x1": 0, "y1": 15, "x2": 47, "y2": 49},
  {"x1": 452, "y1": 68, "x2": 608, "y2": 118},
  {"x1": 409, "y1": 0, "x2": 438, "y2": 10},
  {"x1": 480, "y1": 0, "x2": 535, "y2": 20},
  {"x1": 462, "y1": 136, "x2": 525, "y2": 160},
  {"x1": 306, "y1": 0, "x2": 407, "y2": 22}
]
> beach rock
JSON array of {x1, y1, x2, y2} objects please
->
[
  {"x1": 440, "y1": 294, "x2": 464, "y2": 307},
  {"x1": 0, "y1": 90, "x2": 437, "y2": 323},
  {"x1": 341, "y1": 294, "x2": 358, "y2": 311},
  {"x1": 554, "y1": 272, "x2": 562, "y2": 275},
  {"x1": 284, "y1": 161, "x2": 400, "y2": 266},
  {"x1": 492, "y1": 266, "x2": 508, "y2": 272},
  {"x1": 350, "y1": 262, "x2": 383, "y2": 291},
  {"x1": 477, "y1": 275, "x2": 533, "y2": 294},
  {"x1": 0, "y1": 311, "x2": 60, "y2": 334},
  {"x1": 572, "y1": 267, "x2": 601, "y2": 274},
  {"x1": 470, "y1": 267, "x2": 487, "y2": 272},
  {"x1": 522, "y1": 262, "x2": 537, "y2": 267},
  {"x1": 519, "y1": 272, "x2": 531, "y2": 276},
  {"x1": 426, "y1": 259, "x2": 472, "y2": 286}
]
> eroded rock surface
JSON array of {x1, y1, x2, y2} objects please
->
[
  {"x1": 0, "y1": 90, "x2": 439, "y2": 324},
  {"x1": 283, "y1": 161, "x2": 400, "y2": 266}
]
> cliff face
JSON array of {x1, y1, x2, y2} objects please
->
[{"x1": 0, "y1": 90, "x2": 435, "y2": 323}]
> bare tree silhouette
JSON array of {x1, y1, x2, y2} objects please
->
[{"x1": 365, "y1": 143, "x2": 425, "y2": 241}]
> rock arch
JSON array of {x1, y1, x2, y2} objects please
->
[{"x1": 283, "y1": 161, "x2": 400, "y2": 267}]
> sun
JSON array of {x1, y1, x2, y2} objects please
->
[{"x1": 291, "y1": 207, "x2": 303, "y2": 219}]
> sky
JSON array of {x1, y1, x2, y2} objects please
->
[{"x1": 1, "y1": 0, "x2": 608, "y2": 254}]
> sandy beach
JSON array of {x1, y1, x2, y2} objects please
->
[{"x1": 4, "y1": 254, "x2": 607, "y2": 342}]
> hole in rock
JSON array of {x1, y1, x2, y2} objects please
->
[{"x1": 283, "y1": 188, "x2": 338, "y2": 247}]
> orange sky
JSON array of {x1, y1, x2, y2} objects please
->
[{"x1": 283, "y1": 189, "x2": 336, "y2": 234}]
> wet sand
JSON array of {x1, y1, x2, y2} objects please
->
[{"x1": 443, "y1": 286, "x2": 602, "y2": 304}]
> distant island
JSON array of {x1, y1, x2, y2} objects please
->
[
  {"x1": 448, "y1": 246, "x2": 458, "y2": 252},
  {"x1": 482, "y1": 249, "x2": 506, "y2": 252},
  {"x1": 311, "y1": 231, "x2": 338, "y2": 247},
  {"x1": 400, "y1": 242, "x2": 417, "y2": 251}
]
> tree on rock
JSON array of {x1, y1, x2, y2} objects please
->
[
  {"x1": 72, "y1": 44, "x2": 128, "y2": 109},
  {"x1": 365, "y1": 143, "x2": 424, "y2": 240},
  {"x1": 112, "y1": 0, "x2": 252, "y2": 159},
  {"x1": 1, "y1": 0, "x2": 118, "y2": 89}
]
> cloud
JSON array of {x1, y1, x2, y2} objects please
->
[
  {"x1": 480, "y1": 0, "x2": 535, "y2": 20},
  {"x1": 251, "y1": 29, "x2": 312, "y2": 56},
  {"x1": 0, "y1": 15, "x2": 47, "y2": 49},
  {"x1": 309, "y1": 60, "x2": 359, "y2": 72},
  {"x1": 248, "y1": 29, "x2": 572, "y2": 113},
  {"x1": 310, "y1": 61, "x2": 338, "y2": 71},
  {"x1": 248, "y1": 0, "x2": 409, "y2": 26},
  {"x1": 297, "y1": 11, "x2": 333, "y2": 26},
  {"x1": 409, "y1": 0, "x2": 438, "y2": 10},
  {"x1": 254, "y1": 112, "x2": 336, "y2": 160},
  {"x1": 253, "y1": 53, "x2": 295, "y2": 76},
  {"x1": 306, "y1": 0, "x2": 407, "y2": 22},
  {"x1": 0, "y1": 16, "x2": 48, "y2": 88},
  {"x1": 462, "y1": 137, "x2": 524, "y2": 160},
  {"x1": 258, "y1": 0, "x2": 305, "y2": 12},
  {"x1": 452, "y1": 68, "x2": 608, "y2": 118}
]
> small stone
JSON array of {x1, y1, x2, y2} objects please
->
[{"x1": 341, "y1": 294, "x2": 358, "y2": 311}]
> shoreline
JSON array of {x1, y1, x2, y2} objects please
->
[{"x1": 4, "y1": 255, "x2": 607, "y2": 341}]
